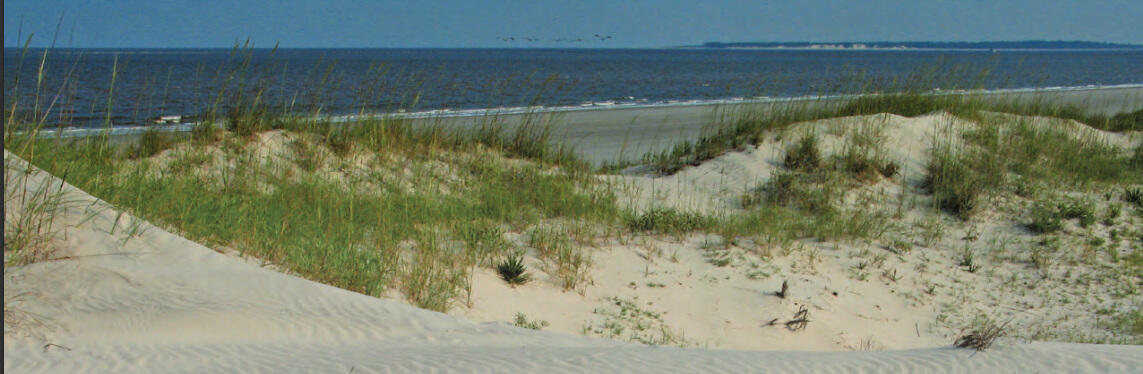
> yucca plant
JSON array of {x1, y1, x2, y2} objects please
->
[
  {"x1": 495, "y1": 252, "x2": 530, "y2": 286},
  {"x1": 1125, "y1": 187, "x2": 1143, "y2": 208}
]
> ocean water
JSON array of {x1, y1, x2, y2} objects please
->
[{"x1": 5, "y1": 48, "x2": 1143, "y2": 131}]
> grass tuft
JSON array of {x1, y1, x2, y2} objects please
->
[
  {"x1": 784, "y1": 133, "x2": 822, "y2": 171},
  {"x1": 625, "y1": 208, "x2": 714, "y2": 234}
]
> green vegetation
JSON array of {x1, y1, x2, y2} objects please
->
[
  {"x1": 624, "y1": 208, "x2": 715, "y2": 234},
  {"x1": 7, "y1": 119, "x2": 616, "y2": 312},
  {"x1": 1112, "y1": 310, "x2": 1143, "y2": 335},
  {"x1": 639, "y1": 94, "x2": 1141, "y2": 177},
  {"x1": 585, "y1": 296, "x2": 692, "y2": 347},
  {"x1": 513, "y1": 313, "x2": 549, "y2": 330},
  {"x1": 2, "y1": 155, "x2": 72, "y2": 266},
  {"x1": 528, "y1": 226, "x2": 592, "y2": 291},
  {"x1": 783, "y1": 133, "x2": 822, "y2": 171},
  {"x1": 495, "y1": 252, "x2": 531, "y2": 286},
  {"x1": 1125, "y1": 187, "x2": 1143, "y2": 208}
]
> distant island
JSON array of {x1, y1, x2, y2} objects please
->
[{"x1": 691, "y1": 41, "x2": 1143, "y2": 50}]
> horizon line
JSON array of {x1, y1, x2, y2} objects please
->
[{"x1": 6, "y1": 39, "x2": 1143, "y2": 50}]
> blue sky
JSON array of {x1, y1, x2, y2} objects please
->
[{"x1": 5, "y1": 0, "x2": 1143, "y2": 48}]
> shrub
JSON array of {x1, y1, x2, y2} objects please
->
[
  {"x1": 784, "y1": 134, "x2": 822, "y2": 171},
  {"x1": 495, "y1": 252, "x2": 530, "y2": 286}
]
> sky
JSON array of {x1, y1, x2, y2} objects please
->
[{"x1": 5, "y1": 0, "x2": 1143, "y2": 48}]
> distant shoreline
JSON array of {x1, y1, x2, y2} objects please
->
[
  {"x1": 691, "y1": 40, "x2": 1143, "y2": 51},
  {"x1": 676, "y1": 47, "x2": 1143, "y2": 52}
]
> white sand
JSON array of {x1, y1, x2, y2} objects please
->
[{"x1": 6, "y1": 110, "x2": 1143, "y2": 372}]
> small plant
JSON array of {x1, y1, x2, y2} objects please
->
[
  {"x1": 758, "y1": 171, "x2": 838, "y2": 214},
  {"x1": 954, "y1": 317, "x2": 1009, "y2": 351},
  {"x1": 888, "y1": 237, "x2": 914, "y2": 254},
  {"x1": 513, "y1": 312, "x2": 549, "y2": 330},
  {"x1": 916, "y1": 214, "x2": 946, "y2": 247},
  {"x1": 1125, "y1": 187, "x2": 1143, "y2": 208},
  {"x1": 882, "y1": 268, "x2": 902, "y2": 282},
  {"x1": 1104, "y1": 204, "x2": 1122, "y2": 226},
  {"x1": 834, "y1": 145, "x2": 897, "y2": 182},
  {"x1": 959, "y1": 247, "x2": 980, "y2": 273},
  {"x1": 1030, "y1": 245, "x2": 1053, "y2": 271},
  {"x1": 495, "y1": 252, "x2": 531, "y2": 286},
  {"x1": 1029, "y1": 200, "x2": 1063, "y2": 234},
  {"x1": 784, "y1": 133, "x2": 821, "y2": 171},
  {"x1": 1058, "y1": 198, "x2": 1096, "y2": 228}
]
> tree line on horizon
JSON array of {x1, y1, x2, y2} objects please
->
[{"x1": 697, "y1": 40, "x2": 1143, "y2": 49}]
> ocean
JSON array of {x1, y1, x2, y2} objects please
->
[{"x1": 5, "y1": 48, "x2": 1143, "y2": 132}]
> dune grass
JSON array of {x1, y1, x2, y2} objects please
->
[
  {"x1": 7, "y1": 115, "x2": 617, "y2": 312},
  {"x1": 3, "y1": 152, "x2": 74, "y2": 265},
  {"x1": 634, "y1": 88, "x2": 1141, "y2": 177}
]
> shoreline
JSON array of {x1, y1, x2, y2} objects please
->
[{"x1": 23, "y1": 85, "x2": 1143, "y2": 165}]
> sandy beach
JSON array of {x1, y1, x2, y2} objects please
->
[
  {"x1": 7, "y1": 91, "x2": 1143, "y2": 371},
  {"x1": 5, "y1": 147, "x2": 1142, "y2": 372}
]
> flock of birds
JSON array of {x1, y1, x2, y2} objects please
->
[{"x1": 496, "y1": 34, "x2": 613, "y2": 43}]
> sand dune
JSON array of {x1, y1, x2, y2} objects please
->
[{"x1": 5, "y1": 109, "x2": 1143, "y2": 372}]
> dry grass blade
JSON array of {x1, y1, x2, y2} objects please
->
[
  {"x1": 786, "y1": 305, "x2": 810, "y2": 331},
  {"x1": 954, "y1": 318, "x2": 1010, "y2": 351}
]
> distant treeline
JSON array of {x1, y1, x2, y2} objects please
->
[{"x1": 696, "y1": 41, "x2": 1143, "y2": 50}]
